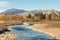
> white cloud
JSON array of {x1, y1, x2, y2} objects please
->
[{"x1": 0, "y1": 1, "x2": 9, "y2": 7}]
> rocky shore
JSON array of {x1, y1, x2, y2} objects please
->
[
  {"x1": 0, "y1": 32, "x2": 17, "y2": 40},
  {"x1": 0, "y1": 21, "x2": 23, "y2": 40}
]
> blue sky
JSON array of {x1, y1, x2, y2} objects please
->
[{"x1": 0, "y1": 0, "x2": 60, "y2": 12}]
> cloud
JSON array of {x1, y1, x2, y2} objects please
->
[
  {"x1": 0, "y1": 1, "x2": 9, "y2": 7},
  {"x1": 0, "y1": 10, "x2": 5, "y2": 13}
]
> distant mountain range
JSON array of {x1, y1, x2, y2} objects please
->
[
  {"x1": 0, "y1": 8, "x2": 26, "y2": 15},
  {"x1": 0, "y1": 8, "x2": 60, "y2": 15}
]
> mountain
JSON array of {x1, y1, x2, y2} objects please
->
[
  {"x1": 0, "y1": 8, "x2": 26, "y2": 15},
  {"x1": 0, "y1": 8, "x2": 59, "y2": 15},
  {"x1": 31, "y1": 9, "x2": 59, "y2": 15},
  {"x1": 18, "y1": 11, "x2": 34, "y2": 17}
]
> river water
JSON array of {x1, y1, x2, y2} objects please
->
[{"x1": 10, "y1": 25, "x2": 54, "y2": 40}]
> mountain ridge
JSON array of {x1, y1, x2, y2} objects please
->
[
  {"x1": 0, "y1": 8, "x2": 60, "y2": 15},
  {"x1": 0, "y1": 8, "x2": 26, "y2": 15}
]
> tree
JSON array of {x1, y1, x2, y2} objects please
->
[
  {"x1": 34, "y1": 13, "x2": 40, "y2": 21},
  {"x1": 43, "y1": 14, "x2": 46, "y2": 19},
  {"x1": 59, "y1": 12, "x2": 60, "y2": 20},
  {"x1": 51, "y1": 10, "x2": 58, "y2": 21},
  {"x1": 27, "y1": 14, "x2": 31, "y2": 18},
  {"x1": 48, "y1": 14, "x2": 52, "y2": 20},
  {"x1": 39, "y1": 12, "x2": 45, "y2": 20}
]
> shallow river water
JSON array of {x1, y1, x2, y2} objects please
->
[{"x1": 11, "y1": 25, "x2": 54, "y2": 40}]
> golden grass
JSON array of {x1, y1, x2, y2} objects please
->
[{"x1": 25, "y1": 21, "x2": 60, "y2": 40}]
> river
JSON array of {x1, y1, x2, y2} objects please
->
[{"x1": 10, "y1": 25, "x2": 54, "y2": 40}]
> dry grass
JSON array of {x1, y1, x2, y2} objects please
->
[
  {"x1": 0, "y1": 21, "x2": 23, "y2": 31},
  {"x1": 25, "y1": 21, "x2": 60, "y2": 40},
  {"x1": 33, "y1": 21, "x2": 60, "y2": 28}
]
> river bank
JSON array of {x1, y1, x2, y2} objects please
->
[
  {"x1": 0, "y1": 21, "x2": 23, "y2": 31},
  {"x1": 25, "y1": 23, "x2": 60, "y2": 40},
  {"x1": 0, "y1": 32, "x2": 17, "y2": 40}
]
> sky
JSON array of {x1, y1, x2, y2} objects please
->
[{"x1": 0, "y1": 0, "x2": 60, "y2": 12}]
